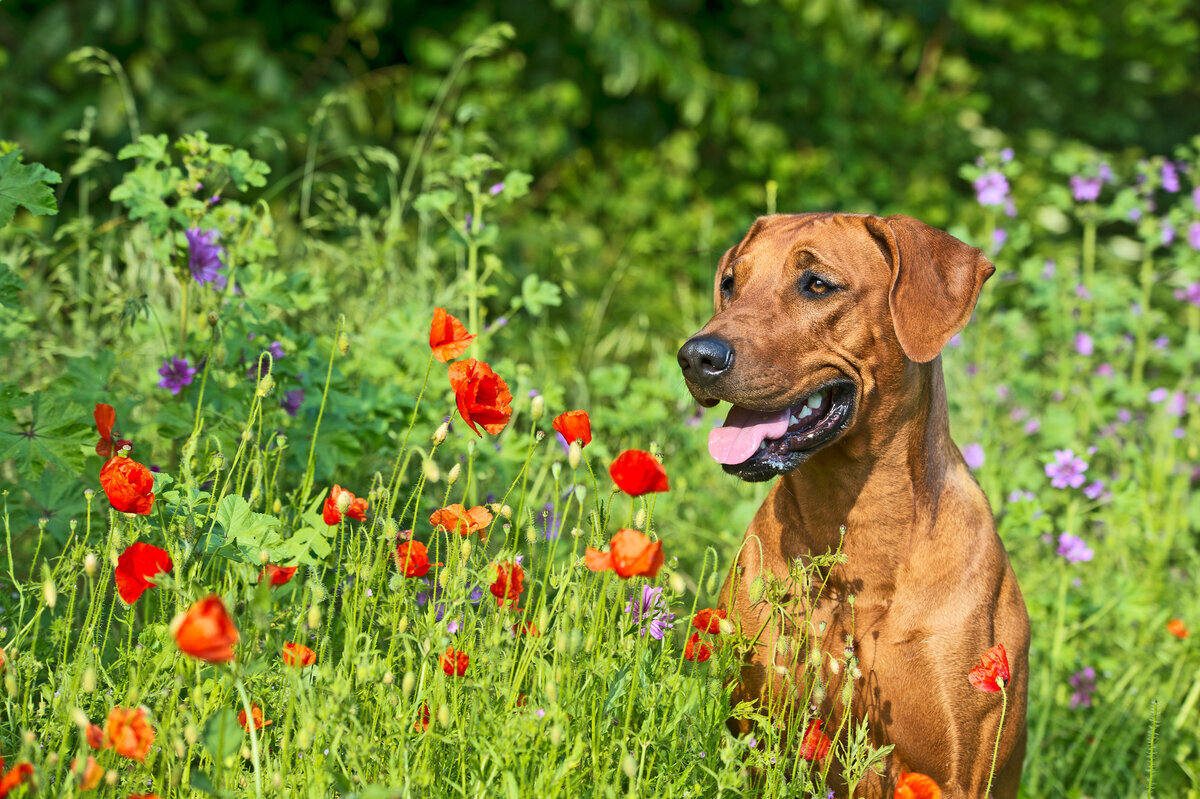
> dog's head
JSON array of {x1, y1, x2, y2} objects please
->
[{"x1": 678, "y1": 213, "x2": 994, "y2": 482}]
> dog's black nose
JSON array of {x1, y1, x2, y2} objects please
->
[{"x1": 678, "y1": 336, "x2": 734, "y2": 385}]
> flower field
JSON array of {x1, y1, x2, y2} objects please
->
[{"x1": 2, "y1": 18, "x2": 1200, "y2": 799}]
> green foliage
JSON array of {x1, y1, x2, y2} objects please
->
[{"x1": 0, "y1": 148, "x2": 61, "y2": 227}]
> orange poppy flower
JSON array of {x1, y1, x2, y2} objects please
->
[
  {"x1": 171, "y1": 595, "x2": 239, "y2": 663},
  {"x1": 429, "y1": 504, "x2": 493, "y2": 537},
  {"x1": 105, "y1": 705, "x2": 155, "y2": 761},
  {"x1": 684, "y1": 633, "x2": 712, "y2": 662},
  {"x1": 511, "y1": 621, "x2": 540, "y2": 637},
  {"x1": 129, "y1": 795, "x2": 161, "y2": 799},
  {"x1": 429, "y1": 308, "x2": 476, "y2": 363},
  {"x1": 552, "y1": 410, "x2": 592, "y2": 447},
  {"x1": 283, "y1": 642, "x2": 317, "y2": 667},
  {"x1": 440, "y1": 646, "x2": 469, "y2": 677},
  {"x1": 692, "y1": 608, "x2": 727, "y2": 634},
  {"x1": 322, "y1": 485, "x2": 368, "y2": 525},
  {"x1": 448, "y1": 359, "x2": 513, "y2": 436},
  {"x1": 489, "y1": 562, "x2": 524, "y2": 609},
  {"x1": 1168, "y1": 619, "x2": 1190, "y2": 639},
  {"x1": 609, "y1": 449, "x2": 669, "y2": 496},
  {"x1": 895, "y1": 771, "x2": 942, "y2": 799},
  {"x1": 585, "y1": 528, "x2": 664, "y2": 579},
  {"x1": 798, "y1": 719, "x2": 832, "y2": 761},
  {"x1": 238, "y1": 704, "x2": 273, "y2": 731},
  {"x1": 395, "y1": 540, "x2": 440, "y2": 578},
  {"x1": 94, "y1": 403, "x2": 132, "y2": 459},
  {"x1": 114, "y1": 542, "x2": 173, "y2": 604},
  {"x1": 0, "y1": 647, "x2": 5, "y2": 673},
  {"x1": 414, "y1": 703, "x2": 431, "y2": 732},
  {"x1": 968, "y1": 644, "x2": 1011, "y2": 693},
  {"x1": 85, "y1": 722, "x2": 105, "y2": 749},
  {"x1": 73, "y1": 755, "x2": 103, "y2": 790},
  {"x1": 0, "y1": 758, "x2": 33, "y2": 796},
  {"x1": 99, "y1": 455, "x2": 155, "y2": 514},
  {"x1": 259, "y1": 564, "x2": 298, "y2": 586}
]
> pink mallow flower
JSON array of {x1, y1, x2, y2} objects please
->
[{"x1": 1046, "y1": 449, "x2": 1088, "y2": 489}]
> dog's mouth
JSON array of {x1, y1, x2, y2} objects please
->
[{"x1": 707, "y1": 379, "x2": 857, "y2": 482}]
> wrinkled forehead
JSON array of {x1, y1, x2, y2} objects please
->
[{"x1": 729, "y1": 213, "x2": 889, "y2": 277}]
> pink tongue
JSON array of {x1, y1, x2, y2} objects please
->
[{"x1": 708, "y1": 405, "x2": 792, "y2": 465}]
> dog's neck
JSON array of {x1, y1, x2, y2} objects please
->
[{"x1": 776, "y1": 356, "x2": 962, "y2": 586}]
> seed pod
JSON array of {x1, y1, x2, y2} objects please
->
[
  {"x1": 307, "y1": 604, "x2": 322, "y2": 630},
  {"x1": 397, "y1": 617, "x2": 409, "y2": 634},
  {"x1": 207, "y1": 311, "x2": 219, "y2": 327},
  {"x1": 634, "y1": 509, "x2": 647, "y2": 529},
  {"x1": 531, "y1": 395, "x2": 545, "y2": 421},
  {"x1": 718, "y1": 618, "x2": 735, "y2": 635},
  {"x1": 776, "y1": 634, "x2": 791, "y2": 655},
  {"x1": 747, "y1": 576, "x2": 766, "y2": 604},
  {"x1": 525, "y1": 525, "x2": 538, "y2": 545},
  {"x1": 401, "y1": 671, "x2": 415, "y2": 698},
  {"x1": 437, "y1": 704, "x2": 452, "y2": 728},
  {"x1": 432, "y1": 423, "x2": 449, "y2": 446},
  {"x1": 272, "y1": 498, "x2": 282, "y2": 514},
  {"x1": 84, "y1": 553, "x2": 97, "y2": 579},
  {"x1": 621, "y1": 754, "x2": 637, "y2": 779},
  {"x1": 568, "y1": 441, "x2": 582, "y2": 469},
  {"x1": 460, "y1": 540, "x2": 472, "y2": 562}
]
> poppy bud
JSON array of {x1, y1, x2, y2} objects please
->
[
  {"x1": 241, "y1": 429, "x2": 252, "y2": 442},
  {"x1": 568, "y1": 441, "x2": 582, "y2": 469},
  {"x1": 184, "y1": 724, "x2": 199, "y2": 745},
  {"x1": 621, "y1": 754, "x2": 637, "y2": 779},
  {"x1": 669, "y1": 573, "x2": 686, "y2": 594},
  {"x1": 272, "y1": 774, "x2": 282, "y2": 789},
  {"x1": 531, "y1": 395, "x2": 544, "y2": 421},
  {"x1": 525, "y1": 526, "x2": 538, "y2": 544},
  {"x1": 584, "y1": 633, "x2": 595, "y2": 653},
  {"x1": 549, "y1": 725, "x2": 563, "y2": 746},
  {"x1": 447, "y1": 463, "x2": 461, "y2": 485},
  {"x1": 718, "y1": 618, "x2": 735, "y2": 635},
  {"x1": 555, "y1": 633, "x2": 568, "y2": 654},
  {"x1": 207, "y1": 311, "x2": 219, "y2": 327},
  {"x1": 433, "y1": 423, "x2": 449, "y2": 446},
  {"x1": 459, "y1": 541, "x2": 471, "y2": 562},
  {"x1": 423, "y1": 460, "x2": 440, "y2": 484},
  {"x1": 634, "y1": 509, "x2": 646, "y2": 529},
  {"x1": 747, "y1": 577, "x2": 766, "y2": 604},
  {"x1": 336, "y1": 491, "x2": 352, "y2": 514},
  {"x1": 82, "y1": 668, "x2": 95, "y2": 693},
  {"x1": 397, "y1": 617, "x2": 408, "y2": 634},
  {"x1": 706, "y1": 573, "x2": 718, "y2": 594},
  {"x1": 337, "y1": 333, "x2": 350, "y2": 355},
  {"x1": 106, "y1": 769, "x2": 119, "y2": 786},
  {"x1": 5, "y1": 672, "x2": 15, "y2": 698},
  {"x1": 307, "y1": 604, "x2": 321, "y2": 630},
  {"x1": 71, "y1": 708, "x2": 90, "y2": 727},
  {"x1": 84, "y1": 553, "x2": 97, "y2": 578},
  {"x1": 551, "y1": 462, "x2": 561, "y2": 480},
  {"x1": 776, "y1": 635, "x2": 791, "y2": 655},
  {"x1": 46, "y1": 752, "x2": 59, "y2": 767},
  {"x1": 256, "y1": 374, "x2": 274, "y2": 397},
  {"x1": 437, "y1": 704, "x2": 452, "y2": 728},
  {"x1": 273, "y1": 499, "x2": 282, "y2": 514},
  {"x1": 43, "y1": 578, "x2": 57, "y2": 609},
  {"x1": 383, "y1": 671, "x2": 393, "y2": 685},
  {"x1": 500, "y1": 504, "x2": 513, "y2": 519},
  {"x1": 401, "y1": 671, "x2": 415, "y2": 697},
  {"x1": 812, "y1": 679, "x2": 825, "y2": 705},
  {"x1": 573, "y1": 484, "x2": 586, "y2": 503},
  {"x1": 174, "y1": 739, "x2": 185, "y2": 758},
  {"x1": 570, "y1": 526, "x2": 582, "y2": 538},
  {"x1": 259, "y1": 550, "x2": 270, "y2": 565}
]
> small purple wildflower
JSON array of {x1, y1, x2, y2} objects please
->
[
  {"x1": 1023, "y1": 418, "x2": 1042, "y2": 435},
  {"x1": 624, "y1": 585, "x2": 675, "y2": 640},
  {"x1": 268, "y1": 341, "x2": 286, "y2": 360},
  {"x1": 1194, "y1": 185, "x2": 1200, "y2": 210},
  {"x1": 1045, "y1": 449, "x2": 1088, "y2": 489},
  {"x1": 1069, "y1": 667, "x2": 1097, "y2": 709},
  {"x1": 1187, "y1": 223, "x2": 1200, "y2": 251},
  {"x1": 1000, "y1": 148, "x2": 1014, "y2": 163},
  {"x1": 1008, "y1": 490, "x2": 1035, "y2": 503},
  {"x1": 1075, "y1": 284, "x2": 1092, "y2": 300},
  {"x1": 1162, "y1": 162, "x2": 1180, "y2": 193},
  {"x1": 1098, "y1": 162, "x2": 1113, "y2": 183},
  {"x1": 485, "y1": 316, "x2": 509, "y2": 333},
  {"x1": 973, "y1": 171, "x2": 1010, "y2": 207},
  {"x1": 1042, "y1": 260, "x2": 1056, "y2": 279},
  {"x1": 281, "y1": 389, "x2": 304, "y2": 417},
  {"x1": 1074, "y1": 332, "x2": 1094, "y2": 357},
  {"x1": 1096, "y1": 363, "x2": 1114, "y2": 378},
  {"x1": 489, "y1": 182, "x2": 505, "y2": 195},
  {"x1": 1057, "y1": 532, "x2": 1094, "y2": 563},
  {"x1": 447, "y1": 619, "x2": 460, "y2": 635},
  {"x1": 1148, "y1": 387, "x2": 1169, "y2": 404},
  {"x1": 1117, "y1": 408, "x2": 1132, "y2": 423},
  {"x1": 1129, "y1": 207, "x2": 1143, "y2": 222},
  {"x1": 1154, "y1": 335, "x2": 1169, "y2": 350},
  {"x1": 991, "y1": 228, "x2": 1007, "y2": 254},
  {"x1": 1162, "y1": 221, "x2": 1176, "y2": 246},
  {"x1": 464, "y1": 213, "x2": 473, "y2": 234},
  {"x1": 1166, "y1": 391, "x2": 1187, "y2": 417},
  {"x1": 1083, "y1": 480, "x2": 1105, "y2": 500},
  {"x1": 185, "y1": 228, "x2": 226, "y2": 288},
  {"x1": 1069, "y1": 176, "x2": 1102, "y2": 202},
  {"x1": 961, "y1": 443, "x2": 985, "y2": 470},
  {"x1": 1175, "y1": 283, "x2": 1200, "y2": 307},
  {"x1": 535, "y1": 708, "x2": 545, "y2": 718},
  {"x1": 157, "y1": 357, "x2": 197, "y2": 395},
  {"x1": 948, "y1": 333, "x2": 963, "y2": 348}
]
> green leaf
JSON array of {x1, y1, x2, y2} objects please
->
[
  {"x1": 0, "y1": 149, "x2": 63, "y2": 228},
  {"x1": 226, "y1": 149, "x2": 270, "y2": 191},
  {"x1": 109, "y1": 161, "x2": 183, "y2": 236},
  {"x1": 0, "y1": 262, "x2": 24, "y2": 309},
  {"x1": 213, "y1": 495, "x2": 284, "y2": 561},
  {"x1": 202, "y1": 708, "x2": 243, "y2": 761},
  {"x1": 0, "y1": 389, "x2": 89, "y2": 475},
  {"x1": 518, "y1": 274, "x2": 562, "y2": 316},
  {"x1": 186, "y1": 771, "x2": 231, "y2": 798},
  {"x1": 412, "y1": 189, "x2": 457, "y2": 215},
  {"x1": 116, "y1": 134, "x2": 171, "y2": 165}
]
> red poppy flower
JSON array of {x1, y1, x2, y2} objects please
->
[
  {"x1": 585, "y1": 528, "x2": 664, "y2": 579},
  {"x1": 489, "y1": 561, "x2": 524, "y2": 609},
  {"x1": 692, "y1": 608, "x2": 727, "y2": 634},
  {"x1": 72, "y1": 755, "x2": 103, "y2": 790},
  {"x1": 895, "y1": 771, "x2": 942, "y2": 799},
  {"x1": 684, "y1": 633, "x2": 712, "y2": 662},
  {"x1": 259, "y1": 564, "x2": 298, "y2": 586},
  {"x1": 414, "y1": 703, "x2": 431, "y2": 732},
  {"x1": 440, "y1": 646, "x2": 469, "y2": 677},
  {"x1": 552, "y1": 410, "x2": 592, "y2": 447},
  {"x1": 238, "y1": 704, "x2": 273, "y2": 731},
  {"x1": 99, "y1": 455, "x2": 155, "y2": 514},
  {"x1": 0, "y1": 758, "x2": 33, "y2": 796},
  {"x1": 322, "y1": 485, "x2": 368, "y2": 525},
  {"x1": 429, "y1": 308, "x2": 476, "y2": 363},
  {"x1": 609, "y1": 449, "x2": 669, "y2": 496},
  {"x1": 94, "y1": 403, "x2": 132, "y2": 459},
  {"x1": 105, "y1": 706, "x2": 155, "y2": 761},
  {"x1": 511, "y1": 621, "x2": 540, "y2": 637},
  {"x1": 448, "y1": 359, "x2": 513, "y2": 436},
  {"x1": 114, "y1": 542, "x2": 173, "y2": 604},
  {"x1": 129, "y1": 795, "x2": 161, "y2": 799},
  {"x1": 798, "y1": 719, "x2": 832, "y2": 761},
  {"x1": 394, "y1": 540, "x2": 440, "y2": 578},
  {"x1": 85, "y1": 722, "x2": 105, "y2": 749},
  {"x1": 0, "y1": 648, "x2": 5, "y2": 673},
  {"x1": 968, "y1": 644, "x2": 1011, "y2": 693},
  {"x1": 429, "y1": 504, "x2": 493, "y2": 537},
  {"x1": 283, "y1": 642, "x2": 317, "y2": 668},
  {"x1": 171, "y1": 595, "x2": 239, "y2": 663},
  {"x1": 1168, "y1": 619, "x2": 1190, "y2": 639}
]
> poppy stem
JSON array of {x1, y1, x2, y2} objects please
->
[
  {"x1": 233, "y1": 675, "x2": 264, "y2": 799},
  {"x1": 984, "y1": 683, "x2": 1008, "y2": 799}
]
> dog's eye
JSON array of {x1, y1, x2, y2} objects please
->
[
  {"x1": 720, "y1": 275, "x2": 735, "y2": 299},
  {"x1": 800, "y1": 273, "x2": 836, "y2": 297}
]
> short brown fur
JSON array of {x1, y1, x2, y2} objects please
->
[{"x1": 681, "y1": 213, "x2": 1029, "y2": 798}]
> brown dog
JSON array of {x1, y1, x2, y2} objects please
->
[{"x1": 678, "y1": 213, "x2": 1029, "y2": 798}]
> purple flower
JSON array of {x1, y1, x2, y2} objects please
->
[
  {"x1": 446, "y1": 618, "x2": 460, "y2": 635},
  {"x1": 281, "y1": 389, "x2": 304, "y2": 417},
  {"x1": 1187, "y1": 222, "x2": 1200, "y2": 251},
  {"x1": 485, "y1": 316, "x2": 509, "y2": 333},
  {"x1": 1176, "y1": 283, "x2": 1200, "y2": 307},
  {"x1": 991, "y1": 228, "x2": 1007, "y2": 254},
  {"x1": 464, "y1": 213, "x2": 474, "y2": 234},
  {"x1": 1128, "y1": 207, "x2": 1143, "y2": 222},
  {"x1": 1083, "y1": 480, "x2": 1105, "y2": 500},
  {"x1": 1148, "y1": 387, "x2": 1169, "y2": 403},
  {"x1": 489, "y1": 182, "x2": 505, "y2": 195},
  {"x1": 624, "y1": 585, "x2": 675, "y2": 640},
  {"x1": 1008, "y1": 490, "x2": 1035, "y2": 503},
  {"x1": 1070, "y1": 176, "x2": 1102, "y2": 202},
  {"x1": 1095, "y1": 363, "x2": 1114, "y2": 378},
  {"x1": 268, "y1": 341, "x2": 286, "y2": 360},
  {"x1": 1074, "y1": 332, "x2": 1094, "y2": 356},
  {"x1": 1042, "y1": 260, "x2": 1056, "y2": 279},
  {"x1": 961, "y1": 443, "x2": 985, "y2": 470},
  {"x1": 1023, "y1": 418, "x2": 1042, "y2": 435},
  {"x1": 1162, "y1": 162, "x2": 1180, "y2": 193},
  {"x1": 973, "y1": 171, "x2": 1010, "y2": 207},
  {"x1": 1075, "y1": 284, "x2": 1092, "y2": 300},
  {"x1": 185, "y1": 228, "x2": 226, "y2": 289},
  {"x1": 1193, "y1": 185, "x2": 1200, "y2": 210},
  {"x1": 1045, "y1": 449, "x2": 1088, "y2": 489},
  {"x1": 1000, "y1": 148, "x2": 1014, "y2": 163},
  {"x1": 1057, "y1": 532, "x2": 1094, "y2": 563},
  {"x1": 1098, "y1": 162, "x2": 1113, "y2": 183},
  {"x1": 1069, "y1": 667, "x2": 1097, "y2": 709},
  {"x1": 1162, "y1": 221, "x2": 1176, "y2": 246},
  {"x1": 157, "y1": 357, "x2": 197, "y2": 395},
  {"x1": 1166, "y1": 391, "x2": 1187, "y2": 417}
]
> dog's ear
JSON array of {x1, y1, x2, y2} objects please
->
[{"x1": 867, "y1": 214, "x2": 995, "y2": 363}]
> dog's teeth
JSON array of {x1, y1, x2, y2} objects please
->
[
  {"x1": 799, "y1": 405, "x2": 813, "y2": 419},
  {"x1": 790, "y1": 414, "x2": 799, "y2": 424},
  {"x1": 758, "y1": 441, "x2": 767, "y2": 451},
  {"x1": 807, "y1": 392, "x2": 823, "y2": 409}
]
